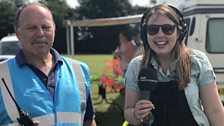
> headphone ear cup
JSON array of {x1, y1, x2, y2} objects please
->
[
  {"x1": 141, "y1": 25, "x2": 149, "y2": 48},
  {"x1": 181, "y1": 21, "x2": 187, "y2": 31},
  {"x1": 177, "y1": 32, "x2": 185, "y2": 42},
  {"x1": 168, "y1": 5, "x2": 188, "y2": 43},
  {"x1": 177, "y1": 20, "x2": 188, "y2": 42},
  {"x1": 140, "y1": 10, "x2": 151, "y2": 49}
]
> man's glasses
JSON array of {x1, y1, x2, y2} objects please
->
[{"x1": 145, "y1": 24, "x2": 176, "y2": 35}]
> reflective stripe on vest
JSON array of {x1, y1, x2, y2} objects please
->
[
  {"x1": 0, "y1": 60, "x2": 19, "y2": 122},
  {"x1": 0, "y1": 58, "x2": 86, "y2": 125},
  {"x1": 67, "y1": 58, "x2": 86, "y2": 125},
  {"x1": 5, "y1": 112, "x2": 83, "y2": 126}
]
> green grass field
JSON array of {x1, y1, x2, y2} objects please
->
[
  {"x1": 65, "y1": 54, "x2": 125, "y2": 126},
  {"x1": 66, "y1": 54, "x2": 113, "y2": 75}
]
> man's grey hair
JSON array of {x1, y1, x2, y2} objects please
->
[{"x1": 14, "y1": 2, "x2": 55, "y2": 30}]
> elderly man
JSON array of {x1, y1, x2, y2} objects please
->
[{"x1": 0, "y1": 3, "x2": 96, "y2": 126}]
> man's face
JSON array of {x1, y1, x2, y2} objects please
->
[
  {"x1": 119, "y1": 33, "x2": 128, "y2": 43},
  {"x1": 15, "y1": 5, "x2": 55, "y2": 57}
]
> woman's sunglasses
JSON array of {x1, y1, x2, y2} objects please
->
[{"x1": 145, "y1": 24, "x2": 176, "y2": 35}]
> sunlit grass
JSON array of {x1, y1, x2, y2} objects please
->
[
  {"x1": 65, "y1": 54, "x2": 113, "y2": 75},
  {"x1": 64, "y1": 54, "x2": 124, "y2": 126}
]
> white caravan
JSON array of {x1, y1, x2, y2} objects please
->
[{"x1": 180, "y1": 0, "x2": 224, "y2": 102}]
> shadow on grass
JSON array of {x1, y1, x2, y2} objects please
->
[{"x1": 91, "y1": 84, "x2": 125, "y2": 126}]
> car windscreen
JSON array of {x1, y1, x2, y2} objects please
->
[{"x1": 0, "y1": 41, "x2": 21, "y2": 55}]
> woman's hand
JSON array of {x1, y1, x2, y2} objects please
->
[
  {"x1": 34, "y1": 121, "x2": 39, "y2": 126},
  {"x1": 133, "y1": 100, "x2": 155, "y2": 121}
]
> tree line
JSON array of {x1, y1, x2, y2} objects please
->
[{"x1": 0, "y1": 0, "x2": 148, "y2": 54}]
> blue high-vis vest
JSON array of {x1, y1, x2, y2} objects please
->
[{"x1": 0, "y1": 57, "x2": 90, "y2": 126}]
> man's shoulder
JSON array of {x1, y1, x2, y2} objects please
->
[{"x1": 0, "y1": 58, "x2": 14, "y2": 67}]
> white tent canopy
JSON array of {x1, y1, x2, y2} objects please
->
[
  {"x1": 65, "y1": 14, "x2": 143, "y2": 55},
  {"x1": 67, "y1": 14, "x2": 143, "y2": 27}
]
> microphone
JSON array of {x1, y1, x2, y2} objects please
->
[
  {"x1": 1, "y1": 78, "x2": 34, "y2": 126},
  {"x1": 137, "y1": 67, "x2": 158, "y2": 126}
]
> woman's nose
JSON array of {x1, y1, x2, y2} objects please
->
[{"x1": 156, "y1": 27, "x2": 165, "y2": 37}]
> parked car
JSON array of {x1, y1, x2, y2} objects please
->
[{"x1": 0, "y1": 34, "x2": 21, "y2": 62}]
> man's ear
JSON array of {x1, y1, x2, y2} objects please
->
[
  {"x1": 14, "y1": 25, "x2": 17, "y2": 35},
  {"x1": 14, "y1": 26, "x2": 21, "y2": 41}
]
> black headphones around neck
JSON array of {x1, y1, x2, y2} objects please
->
[{"x1": 140, "y1": 4, "x2": 188, "y2": 49}]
